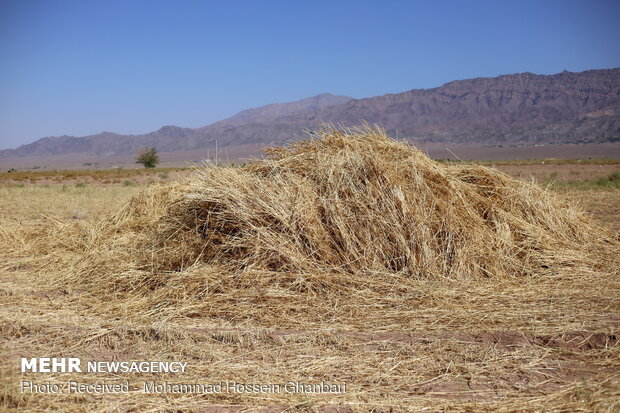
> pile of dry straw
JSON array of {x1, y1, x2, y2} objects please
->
[{"x1": 18, "y1": 128, "x2": 619, "y2": 316}]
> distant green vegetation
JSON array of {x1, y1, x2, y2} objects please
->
[
  {"x1": 135, "y1": 147, "x2": 160, "y2": 168},
  {"x1": 476, "y1": 158, "x2": 620, "y2": 166},
  {"x1": 547, "y1": 171, "x2": 620, "y2": 190},
  {"x1": 434, "y1": 158, "x2": 620, "y2": 166}
]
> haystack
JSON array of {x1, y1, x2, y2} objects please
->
[{"x1": 16, "y1": 128, "x2": 618, "y2": 318}]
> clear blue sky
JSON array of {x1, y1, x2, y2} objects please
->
[{"x1": 1, "y1": 0, "x2": 619, "y2": 149}]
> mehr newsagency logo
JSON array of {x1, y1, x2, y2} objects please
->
[
  {"x1": 21, "y1": 357, "x2": 186, "y2": 373},
  {"x1": 19, "y1": 357, "x2": 347, "y2": 395}
]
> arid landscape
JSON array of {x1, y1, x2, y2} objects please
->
[
  {"x1": 1, "y1": 129, "x2": 618, "y2": 411},
  {"x1": 2, "y1": 2, "x2": 620, "y2": 411},
  {"x1": 2, "y1": 69, "x2": 620, "y2": 163}
]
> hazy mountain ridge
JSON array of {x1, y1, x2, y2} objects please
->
[
  {"x1": 0, "y1": 94, "x2": 350, "y2": 158},
  {"x1": 2, "y1": 69, "x2": 619, "y2": 159},
  {"x1": 206, "y1": 93, "x2": 353, "y2": 128},
  {"x1": 286, "y1": 69, "x2": 620, "y2": 144}
]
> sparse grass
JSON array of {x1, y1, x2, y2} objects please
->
[
  {"x1": 0, "y1": 167, "x2": 188, "y2": 182},
  {"x1": 475, "y1": 157, "x2": 620, "y2": 166},
  {"x1": 435, "y1": 157, "x2": 620, "y2": 166},
  {"x1": 546, "y1": 171, "x2": 620, "y2": 190},
  {"x1": 0, "y1": 184, "x2": 139, "y2": 221}
]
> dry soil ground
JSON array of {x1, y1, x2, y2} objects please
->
[
  {"x1": 2, "y1": 142, "x2": 619, "y2": 170},
  {"x1": 0, "y1": 162, "x2": 618, "y2": 412}
]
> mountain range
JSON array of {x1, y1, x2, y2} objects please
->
[{"x1": 2, "y1": 68, "x2": 619, "y2": 159}]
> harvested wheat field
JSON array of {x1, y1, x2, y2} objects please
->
[{"x1": 1, "y1": 128, "x2": 619, "y2": 412}]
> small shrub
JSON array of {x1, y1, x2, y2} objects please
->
[
  {"x1": 135, "y1": 147, "x2": 159, "y2": 168},
  {"x1": 595, "y1": 178, "x2": 607, "y2": 187}
]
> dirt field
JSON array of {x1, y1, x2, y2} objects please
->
[
  {"x1": 1, "y1": 158, "x2": 618, "y2": 412},
  {"x1": 2, "y1": 142, "x2": 619, "y2": 171}
]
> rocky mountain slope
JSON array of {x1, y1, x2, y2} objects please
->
[{"x1": 294, "y1": 69, "x2": 619, "y2": 145}]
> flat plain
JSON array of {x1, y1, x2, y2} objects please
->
[{"x1": 0, "y1": 156, "x2": 618, "y2": 412}]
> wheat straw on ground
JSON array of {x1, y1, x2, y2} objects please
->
[{"x1": 1, "y1": 127, "x2": 618, "y2": 411}]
